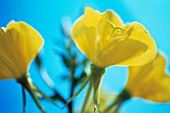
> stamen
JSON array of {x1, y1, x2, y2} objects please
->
[
  {"x1": 107, "y1": 19, "x2": 126, "y2": 40},
  {"x1": 123, "y1": 26, "x2": 134, "y2": 39},
  {"x1": 107, "y1": 19, "x2": 126, "y2": 30}
]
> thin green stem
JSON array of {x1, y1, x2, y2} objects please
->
[
  {"x1": 91, "y1": 64, "x2": 105, "y2": 113},
  {"x1": 63, "y1": 74, "x2": 91, "y2": 108},
  {"x1": 50, "y1": 92, "x2": 66, "y2": 103},
  {"x1": 81, "y1": 79, "x2": 93, "y2": 113},
  {"x1": 68, "y1": 67, "x2": 75, "y2": 113},
  {"x1": 17, "y1": 75, "x2": 45, "y2": 113},
  {"x1": 22, "y1": 86, "x2": 26, "y2": 113},
  {"x1": 34, "y1": 85, "x2": 62, "y2": 109}
]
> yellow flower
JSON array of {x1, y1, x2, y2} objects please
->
[
  {"x1": 69, "y1": 7, "x2": 157, "y2": 112},
  {"x1": 102, "y1": 53, "x2": 170, "y2": 112},
  {"x1": 72, "y1": 7, "x2": 157, "y2": 67},
  {"x1": 0, "y1": 21, "x2": 44, "y2": 80},
  {"x1": 125, "y1": 53, "x2": 170, "y2": 102}
]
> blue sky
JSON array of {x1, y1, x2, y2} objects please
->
[{"x1": 0, "y1": 0, "x2": 170, "y2": 113}]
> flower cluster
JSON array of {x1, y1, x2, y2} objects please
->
[{"x1": 0, "y1": 6, "x2": 169, "y2": 113}]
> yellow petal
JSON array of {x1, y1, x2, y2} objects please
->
[
  {"x1": 0, "y1": 56, "x2": 14, "y2": 80},
  {"x1": 84, "y1": 7, "x2": 123, "y2": 28},
  {"x1": 0, "y1": 27, "x2": 22, "y2": 78},
  {"x1": 98, "y1": 22, "x2": 156, "y2": 67},
  {"x1": 98, "y1": 18, "x2": 116, "y2": 44},
  {"x1": 72, "y1": 16, "x2": 91, "y2": 58},
  {"x1": 127, "y1": 53, "x2": 166, "y2": 88},
  {"x1": 143, "y1": 75, "x2": 170, "y2": 102},
  {"x1": 126, "y1": 53, "x2": 170, "y2": 102},
  {"x1": 7, "y1": 21, "x2": 44, "y2": 67},
  {"x1": 102, "y1": 10, "x2": 123, "y2": 27},
  {"x1": 101, "y1": 38, "x2": 148, "y2": 67},
  {"x1": 86, "y1": 27, "x2": 98, "y2": 64},
  {"x1": 0, "y1": 21, "x2": 44, "y2": 80},
  {"x1": 72, "y1": 7, "x2": 157, "y2": 68},
  {"x1": 116, "y1": 22, "x2": 157, "y2": 66},
  {"x1": 72, "y1": 16, "x2": 99, "y2": 64},
  {"x1": 84, "y1": 7, "x2": 102, "y2": 28}
]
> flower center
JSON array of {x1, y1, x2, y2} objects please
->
[{"x1": 98, "y1": 19, "x2": 126, "y2": 49}]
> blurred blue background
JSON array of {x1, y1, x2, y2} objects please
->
[{"x1": 0, "y1": 0, "x2": 170, "y2": 113}]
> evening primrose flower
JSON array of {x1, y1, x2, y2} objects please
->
[
  {"x1": 72, "y1": 7, "x2": 157, "y2": 67},
  {"x1": 0, "y1": 21, "x2": 45, "y2": 112},
  {"x1": 125, "y1": 53, "x2": 170, "y2": 102},
  {"x1": 103, "y1": 53, "x2": 170, "y2": 113},
  {"x1": 0, "y1": 21, "x2": 43, "y2": 80},
  {"x1": 69, "y1": 6, "x2": 157, "y2": 113}
]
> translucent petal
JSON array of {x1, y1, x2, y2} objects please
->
[
  {"x1": 116, "y1": 22, "x2": 157, "y2": 66},
  {"x1": 72, "y1": 7, "x2": 157, "y2": 68},
  {"x1": 102, "y1": 38, "x2": 148, "y2": 67},
  {"x1": 0, "y1": 57, "x2": 14, "y2": 80},
  {"x1": 126, "y1": 53, "x2": 170, "y2": 102},
  {"x1": 72, "y1": 16, "x2": 90, "y2": 58},
  {"x1": 85, "y1": 27, "x2": 98, "y2": 65},
  {"x1": 98, "y1": 18, "x2": 116, "y2": 44},
  {"x1": 0, "y1": 21, "x2": 43, "y2": 80},
  {"x1": 7, "y1": 21, "x2": 44, "y2": 67},
  {"x1": 0, "y1": 27, "x2": 22, "y2": 78},
  {"x1": 127, "y1": 53, "x2": 166, "y2": 88},
  {"x1": 72, "y1": 16, "x2": 98, "y2": 64},
  {"x1": 140, "y1": 74, "x2": 170, "y2": 102},
  {"x1": 102, "y1": 10, "x2": 123, "y2": 27},
  {"x1": 84, "y1": 7, "x2": 102, "y2": 28}
]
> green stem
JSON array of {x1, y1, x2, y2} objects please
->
[
  {"x1": 81, "y1": 79, "x2": 93, "y2": 113},
  {"x1": 22, "y1": 86, "x2": 26, "y2": 113},
  {"x1": 17, "y1": 74, "x2": 45, "y2": 113},
  {"x1": 91, "y1": 64, "x2": 105, "y2": 113},
  {"x1": 68, "y1": 67, "x2": 75, "y2": 113},
  {"x1": 50, "y1": 92, "x2": 66, "y2": 103},
  {"x1": 34, "y1": 85, "x2": 62, "y2": 109},
  {"x1": 63, "y1": 74, "x2": 91, "y2": 108}
]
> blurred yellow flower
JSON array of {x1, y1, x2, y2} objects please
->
[
  {"x1": 0, "y1": 21, "x2": 44, "y2": 80},
  {"x1": 86, "y1": 91, "x2": 117, "y2": 113},
  {"x1": 126, "y1": 53, "x2": 170, "y2": 102},
  {"x1": 72, "y1": 7, "x2": 157, "y2": 67}
]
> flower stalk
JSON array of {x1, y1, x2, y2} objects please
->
[
  {"x1": 91, "y1": 64, "x2": 105, "y2": 113},
  {"x1": 17, "y1": 74, "x2": 45, "y2": 113}
]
